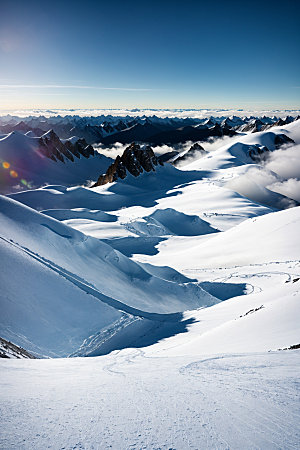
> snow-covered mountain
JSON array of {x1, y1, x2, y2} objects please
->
[
  {"x1": 0, "y1": 116, "x2": 299, "y2": 449},
  {"x1": 1, "y1": 112, "x2": 299, "y2": 145},
  {"x1": 0, "y1": 129, "x2": 112, "y2": 193}
]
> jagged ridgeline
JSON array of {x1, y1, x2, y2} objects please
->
[
  {"x1": 0, "y1": 129, "x2": 111, "y2": 194},
  {"x1": 92, "y1": 143, "x2": 163, "y2": 186},
  {"x1": 1, "y1": 114, "x2": 299, "y2": 146},
  {"x1": 38, "y1": 130, "x2": 95, "y2": 162}
]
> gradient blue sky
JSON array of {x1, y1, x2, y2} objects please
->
[{"x1": 0, "y1": 0, "x2": 299, "y2": 110}]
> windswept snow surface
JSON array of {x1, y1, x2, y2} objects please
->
[
  {"x1": 0, "y1": 195, "x2": 217, "y2": 357},
  {"x1": 1, "y1": 350, "x2": 299, "y2": 449},
  {"x1": 0, "y1": 120, "x2": 300, "y2": 449}
]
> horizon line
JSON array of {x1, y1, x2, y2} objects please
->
[{"x1": 0, "y1": 84, "x2": 155, "y2": 91}]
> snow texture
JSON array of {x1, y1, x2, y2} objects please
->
[{"x1": 0, "y1": 119, "x2": 299, "y2": 449}]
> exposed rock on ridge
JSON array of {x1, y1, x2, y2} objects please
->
[
  {"x1": 0, "y1": 337, "x2": 36, "y2": 359},
  {"x1": 38, "y1": 129, "x2": 95, "y2": 163},
  {"x1": 92, "y1": 143, "x2": 162, "y2": 187}
]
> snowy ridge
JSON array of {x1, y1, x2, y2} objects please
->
[
  {"x1": 0, "y1": 195, "x2": 218, "y2": 357},
  {"x1": 0, "y1": 130, "x2": 112, "y2": 194}
]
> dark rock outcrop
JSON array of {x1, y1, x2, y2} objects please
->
[
  {"x1": 274, "y1": 134, "x2": 295, "y2": 148},
  {"x1": 248, "y1": 145, "x2": 271, "y2": 162},
  {"x1": 239, "y1": 118, "x2": 265, "y2": 133},
  {"x1": 37, "y1": 130, "x2": 95, "y2": 163},
  {"x1": 147, "y1": 122, "x2": 236, "y2": 145},
  {"x1": 92, "y1": 143, "x2": 162, "y2": 187},
  {"x1": 0, "y1": 337, "x2": 36, "y2": 359},
  {"x1": 157, "y1": 150, "x2": 180, "y2": 164},
  {"x1": 173, "y1": 143, "x2": 208, "y2": 166},
  {"x1": 246, "y1": 133, "x2": 294, "y2": 162}
]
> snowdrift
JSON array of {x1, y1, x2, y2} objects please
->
[
  {"x1": 0, "y1": 195, "x2": 218, "y2": 356},
  {"x1": 149, "y1": 206, "x2": 300, "y2": 270}
]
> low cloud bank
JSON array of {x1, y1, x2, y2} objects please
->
[
  {"x1": 95, "y1": 141, "x2": 196, "y2": 160},
  {"x1": 1, "y1": 108, "x2": 299, "y2": 119},
  {"x1": 94, "y1": 142, "x2": 126, "y2": 160},
  {"x1": 227, "y1": 143, "x2": 300, "y2": 205},
  {"x1": 265, "y1": 144, "x2": 300, "y2": 202},
  {"x1": 265, "y1": 145, "x2": 300, "y2": 180},
  {"x1": 95, "y1": 135, "x2": 239, "y2": 163}
]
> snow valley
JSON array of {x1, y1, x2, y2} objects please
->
[{"x1": 0, "y1": 112, "x2": 299, "y2": 449}]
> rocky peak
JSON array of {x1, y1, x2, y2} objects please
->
[
  {"x1": 189, "y1": 142, "x2": 206, "y2": 152},
  {"x1": 42, "y1": 129, "x2": 60, "y2": 144},
  {"x1": 38, "y1": 131, "x2": 94, "y2": 163},
  {"x1": 91, "y1": 142, "x2": 162, "y2": 187},
  {"x1": 102, "y1": 122, "x2": 115, "y2": 134},
  {"x1": 239, "y1": 118, "x2": 264, "y2": 133}
]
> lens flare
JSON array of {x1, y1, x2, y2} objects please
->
[
  {"x1": 9, "y1": 170, "x2": 18, "y2": 178},
  {"x1": 1, "y1": 159, "x2": 31, "y2": 186}
]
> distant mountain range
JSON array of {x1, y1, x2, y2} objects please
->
[{"x1": 0, "y1": 114, "x2": 299, "y2": 145}]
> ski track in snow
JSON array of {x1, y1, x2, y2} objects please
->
[{"x1": 0, "y1": 350, "x2": 299, "y2": 449}]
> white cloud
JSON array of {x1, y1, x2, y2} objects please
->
[
  {"x1": 226, "y1": 143, "x2": 300, "y2": 207},
  {"x1": 0, "y1": 108, "x2": 299, "y2": 118},
  {"x1": 94, "y1": 142, "x2": 190, "y2": 160},
  {"x1": 94, "y1": 143, "x2": 126, "y2": 160},
  {"x1": 263, "y1": 144, "x2": 300, "y2": 202},
  {"x1": 270, "y1": 178, "x2": 300, "y2": 202},
  {"x1": 265, "y1": 144, "x2": 300, "y2": 180}
]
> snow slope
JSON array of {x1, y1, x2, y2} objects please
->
[
  {"x1": 145, "y1": 206, "x2": 300, "y2": 270},
  {"x1": 181, "y1": 120, "x2": 300, "y2": 209},
  {"x1": 0, "y1": 349, "x2": 299, "y2": 449},
  {"x1": 2, "y1": 122, "x2": 299, "y2": 358},
  {"x1": 0, "y1": 195, "x2": 218, "y2": 356},
  {"x1": 0, "y1": 119, "x2": 299, "y2": 450},
  {"x1": 184, "y1": 120, "x2": 300, "y2": 172},
  {"x1": 0, "y1": 131, "x2": 111, "y2": 193}
]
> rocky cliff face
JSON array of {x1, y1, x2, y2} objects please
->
[
  {"x1": 0, "y1": 337, "x2": 36, "y2": 359},
  {"x1": 38, "y1": 130, "x2": 95, "y2": 163},
  {"x1": 92, "y1": 143, "x2": 162, "y2": 187},
  {"x1": 239, "y1": 119, "x2": 265, "y2": 133}
]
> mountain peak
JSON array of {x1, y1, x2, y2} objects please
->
[{"x1": 92, "y1": 142, "x2": 162, "y2": 187}]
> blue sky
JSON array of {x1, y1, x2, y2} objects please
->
[{"x1": 0, "y1": 0, "x2": 299, "y2": 110}]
